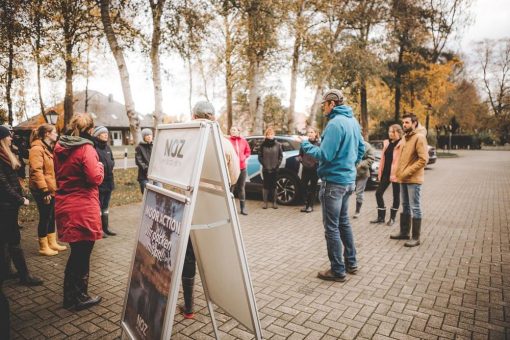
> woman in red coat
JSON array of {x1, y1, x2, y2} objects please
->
[
  {"x1": 54, "y1": 113, "x2": 104, "y2": 311},
  {"x1": 229, "y1": 126, "x2": 251, "y2": 215}
]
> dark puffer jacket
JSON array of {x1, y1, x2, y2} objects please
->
[
  {"x1": 0, "y1": 158, "x2": 25, "y2": 210},
  {"x1": 258, "y1": 139, "x2": 283, "y2": 172},
  {"x1": 95, "y1": 139, "x2": 115, "y2": 192},
  {"x1": 135, "y1": 142, "x2": 152, "y2": 181}
]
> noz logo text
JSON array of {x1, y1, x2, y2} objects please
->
[{"x1": 164, "y1": 139, "x2": 185, "y2": 158}]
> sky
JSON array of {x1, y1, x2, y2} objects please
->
[{"x1": 21, "y1": 0, "x2": 510, "y2": 123}]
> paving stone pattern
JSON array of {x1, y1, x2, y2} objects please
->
[{"x1": 5, "y1": 150, "x2": 510, "y2": 339}]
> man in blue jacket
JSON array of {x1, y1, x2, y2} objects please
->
[{"x1": 301, "y1": 89, "x2": 365, "y2": 282}]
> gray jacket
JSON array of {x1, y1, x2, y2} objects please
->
[
  {"x1": 258, "y1": 139, "x2": 283, "y2": 171},
  {"x1": 356, "y1": 141, "x2": 375, "y2": 179}
]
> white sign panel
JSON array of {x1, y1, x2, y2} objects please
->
[{"x1": 149, "y1": 123, "x2": 205, "y2": 189}]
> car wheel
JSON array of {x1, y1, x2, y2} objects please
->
[{"x1": 276, "y1": 173, "x2": 300, "y2": 205}]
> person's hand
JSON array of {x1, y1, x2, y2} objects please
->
[
  {"x1": 23, "y1": 198, "x2": 29, "y2": 206},
  {"x1": 43, "y1": 194, "x2": 52, "y2": 205}
]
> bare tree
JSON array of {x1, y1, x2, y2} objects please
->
[{"x1": 98, "y1": 0, "x2": 141, "y2": 143}]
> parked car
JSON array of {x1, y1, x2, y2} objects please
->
[
  {"x1": 245, "y1": 136, "x2": 381, "y2": 204},
  {"x1": 245, "y1": 135, "x2": 303, "y2": 205}
]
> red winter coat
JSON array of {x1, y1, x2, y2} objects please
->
[
  {"x1": 53, "y1": 136, "x2": 104, "y2": 243},
  {"x1": 229, "y1": 136, "x2": 251, "y2": 170}
]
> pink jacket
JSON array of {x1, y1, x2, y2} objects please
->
[
  {"x1": 378, "y1": 138, "x2": 404, "y2": 183},
  {"x1": 229, "y1": 136, "x2": 251, "y2": 170}
]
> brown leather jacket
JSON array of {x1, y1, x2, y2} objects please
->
[
  {"x1": 395, "y1": 130, "x2": 429, "y2": 184},
  {"x1": 29, "y1": 139, "x2": 57, "y2": 195}
]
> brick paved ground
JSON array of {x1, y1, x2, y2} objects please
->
[{"x1": 5, "y1": 150, "x2": 510, "y2": 339}]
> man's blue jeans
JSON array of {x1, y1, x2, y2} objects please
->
[
  {"x1": 401, "y1": 183, "x2": 422, "y2": 218},
  {"x1": 319, "y1": 182, "x2": 357, "y2": 277}
]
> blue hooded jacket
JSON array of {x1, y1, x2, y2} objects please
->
[{"x1": 301, "y1": 105, "x2": 365, "y2": 185}]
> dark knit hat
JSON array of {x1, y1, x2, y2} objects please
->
[{"x1": 0, "y1": 125, "x2": 11, "y2": 139}]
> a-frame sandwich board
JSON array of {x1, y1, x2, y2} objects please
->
[{"x1": 121, "y1": 120, "x2": 262, "y2": 340}]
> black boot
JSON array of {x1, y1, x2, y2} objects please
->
[
  {"x1": 353, "y1": 202, "x2": 362, "y2": 219},
  {"x1": 102, "y1": 211, "x2": 116, "y2": 236},
  {"x1": 74, "y1": 273, "x2": 102, "y2": 311},
  {"x1": 387, "y1": 208, "x2": 398, "y2": 226},
  {"x1": 390, "y1": 213, "x2": 411, "y2": 239},
  {"x1": 370, "y1": 208, "x2": 386, "y2": 224},
  {"x1": 240, "y1": 200, "x2": 248, "y2": 215},
  {"x1": 4, "y1": 244, "x2": 18, "y2": 280},
  {"x1": 404, "y1": 218, "x2": 421, "y2": 247},
  {"x1": 8, "y1": 245, "x2": 43, "y2": 286},
  {"x1": 63, "y1": 270, "x2": 77, "y2": 309},
  {"x1": 181, "y1": 276, "x2": 195, "y2": 319},
  {"x1": 262, "y1": 189, "x2": 269, "y2": 209},
  {"x1": 272, "y1": 189, "x2": 278, "y2": 209},
  {"x1": 300, "y1": 203, "x2": 309, "y2": 212}
]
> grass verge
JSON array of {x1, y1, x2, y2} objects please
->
[{"x1": 19, "y1": 167, "x2": 142, "y2": 224}]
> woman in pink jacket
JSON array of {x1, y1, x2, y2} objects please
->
[
  {"x1": 370, "y1": 124, "x2": 404, "y2": 226},
  {"x1": 229, "y1": 126, "x2": 251, "y2": 215},
  {"x1": 54, "y1": 113, "x2": 104, "y2": 311}
]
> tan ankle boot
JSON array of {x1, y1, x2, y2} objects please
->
[
  {"x1": 47, "y1": 233, "x2": 67, "y2": 251},
  {"x1": 39, "y1": 237, "x2": 58, "y2": 256}
]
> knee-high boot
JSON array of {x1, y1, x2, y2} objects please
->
[
  {"x1": 102, "y1": 211, "x2": 116, "y2": 236},
  {"x1": 404, "y1": 218, "x2": 421, "y2": 247},
  {"x1": 262, "y1": 189, "x2": 269, "y2": 209},
  {"x1": 181, "y1": 276, "x2": 195, "y2": 319},
  {"x1": 272, "y1": 189, "x2": 278, "y2": 209},
  {"x1": 8, "y1": 245, "x2": 43, "y2": 286},
  {"x1": 74, "y1": 273, "x2": 102, "y2": 311},
  {"x1": 390, "y1": 213, "x2": 411, "y2": 240}
]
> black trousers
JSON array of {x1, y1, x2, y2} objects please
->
[
  {"x1": 182, "y1": 239, "x2": 196, "y2": 278},
  {"x1": 232, "y1": 169, "x2": 247, "y2": 201},
  {"x1": 32, "y1": 191, "x2": 55, "y2": 238},
  {"x1": 64, "y1": 241, "x2": 94, "y2": 301},
  {"x1": 1, "y1": 208, "x2": 21, "y2": 246},
  {"x1": 375, "y1": 176, "x2": 400, "y2": 209},
  {"x1": 0, "y1": 243, "x2": 10, "y2": 340},
  {"x1": 301, "y1": 167, "x2": 318, "y2": 205}
]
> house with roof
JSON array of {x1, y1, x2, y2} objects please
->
[{"x1": 14, "y1": 90, "x2": 155, "y2": 145}]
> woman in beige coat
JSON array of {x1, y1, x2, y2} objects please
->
[{"x1": 29, "y1": 124, "x2": 67, "y2": 256}]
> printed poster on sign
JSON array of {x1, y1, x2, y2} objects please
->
[{"x1": 123, "y1": 188, "x2": 185, "y2": 340}]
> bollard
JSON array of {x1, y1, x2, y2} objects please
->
[{"x1": 124, "y1": 148, "x2": 128, "y2": 170}]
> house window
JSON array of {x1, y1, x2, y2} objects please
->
[{"x1": 110, "y1": 130, "x2": 123, "y2": 146}]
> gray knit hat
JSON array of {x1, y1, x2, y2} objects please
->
[
  {"x1": 141, "y1": 128, "x2": 153, "y2": 138},
  {"x1": 322, "y1": 89, "x2": 344, "y2": 104},
  {"x1": 192, "y1": 101, "x2": 215, "y2": 119},
  {"x1": 93, "y1": 126, "x2": 108, "y2": 137}
]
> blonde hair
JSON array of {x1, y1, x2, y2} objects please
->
[
  {"x1": 68, "y1": 113, "x2": 94, "y2": 136},
  {"x1": 264, "y1": 127, "x2": 275, "y2": 137},
  {"x1": 389, "y1": 124, "x2": 403, "y2": 138},
  {"x1": 0, "y1": 138, "x2": 21, "y2": 170}
]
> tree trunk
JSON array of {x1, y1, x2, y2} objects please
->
[
  {"x1": 84, "y1": 37, "x2": 91, "y2": 113},
  {"x1": 394, "y1": 43, "x2": 404, "y2": 122},
  {"x1": 6, "y1": 39, "x2": 14, "y2": 126},
  {"x1": 149, "y1": 0, "x2": 165, "y2": 128},
  {"x1": 34, "y1": 2, "x2": 45, "y2": 117},
  {"x1": 64, "y1": 41, "x2": 74, "y2": 128},
  {"x1": 224, "y1": 14, "x2": 234, "y2": 131},
  {"x1": 249, "y1": 61, "x2": 263, "y2": 135},
  {"x1": 360, "y1": 79, "x2": 368, "y2": 140},
  {"x1": 188, "y1": 56, "x2": 193, "y2": 115},
  {"x1": 99, "y1": 0, "x2": 141, "y2": 144},
  {"x1": 288, "y1": 0, "x2": 306, "y2": 134},
  {"x1": 308, "y1": 83, "x2": 324, "y2": 129}
]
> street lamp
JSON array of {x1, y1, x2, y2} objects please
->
[{"x1": 45, "y1": 110, "x2": 59, "y2": 125}]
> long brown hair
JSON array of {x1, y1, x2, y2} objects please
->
[
  {"x1": 68, "y1": 113, "x2": 94, "y2": 136},
  {"x1": 0, "y1": 137, "x2": 20, "y2": 170},
  {"x1": 30, "y1": 123, "x2": 55, "y2": 145}
]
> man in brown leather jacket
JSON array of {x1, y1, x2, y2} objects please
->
[{"x1": 390, "y1": 113, "x2": 429, "y2": 247}]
